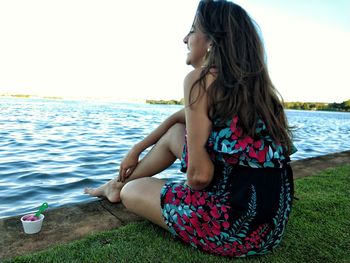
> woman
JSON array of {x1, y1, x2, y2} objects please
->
[{"x1": 85, "y1": 0, "x2": 295, "y2": 257}]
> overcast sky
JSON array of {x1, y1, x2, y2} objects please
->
[{"x1": 0, "y1": 0, "x2": 349, "y2": 103}]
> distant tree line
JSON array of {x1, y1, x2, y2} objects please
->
[
  {"x1": 7, "y1": 94, "x2": 32, "y2": 98},
  {"x1": 147, "y1": 98, "x2": 350, "y2": 112},
  {"x1": 284, "y1": 99, "x2": 350, "y2": 112},
  {"x1": 0, "y1": 94, "x2": 63, "y2": 100},
  {"x1": 146, "y1": 99, "x2": 184, "y2": 105}
]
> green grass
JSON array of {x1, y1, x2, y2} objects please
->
[{"x1": 5, "y1": 165, "x2": 350, "y2": 263}]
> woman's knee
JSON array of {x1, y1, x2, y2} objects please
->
[
  {"x1": 120, "y1": 178, "x2": 154, "y2": 209},
  {"x1": 162, "y1": 123, "x2": 185, "y2": 158},
  {"x1": 120, "y1": 178, "x2": 165, "y2": 213},
  {"x1": 120, "y1": 178, "x2": 168, "y2": 229},
  {"x1": 168, "y1": 123, "x2": 186, "y2": 137},
  {"x1": 120, "y1": 180, "x2": 139, "y2": 209}
]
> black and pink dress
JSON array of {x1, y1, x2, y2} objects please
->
[{"x1": 160, "y1": 116, "x2": 295, "y2": 257}]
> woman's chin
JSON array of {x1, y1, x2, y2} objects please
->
[
  {"x1": 185, "y1": 55, "x2": 191, "y2": 64},
  {"x1": 185, "y1": 58, "x2": 196, "y2": 68}
]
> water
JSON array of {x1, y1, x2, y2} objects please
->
[{"x1": 1, "y1": 98, "x2": 349, "y2": 218}]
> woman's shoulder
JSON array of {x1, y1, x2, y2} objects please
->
[
  {"x1": 184, "y1": 68, "x2": 203, "y2": 84},
  {"x1": 184, "y1": 67, "x2": 217, "y2": 90}
]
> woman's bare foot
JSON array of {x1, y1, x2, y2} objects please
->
[{"x1": 84, "y1": 178, "x2": 124, "y2": 203}]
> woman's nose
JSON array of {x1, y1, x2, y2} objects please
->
[{"x1": 183, "y1": 34, "x2": 188, "y2": 44}]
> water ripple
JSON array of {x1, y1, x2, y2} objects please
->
[{"x1": 0, "y1": 99, "x2": 350, "y2": 218}]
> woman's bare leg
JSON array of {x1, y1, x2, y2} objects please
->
[
  {"x1": 84, "y1": 123, "x2": 185, "y2": 202},
  {"x1": 120, "y1": 177, "x2": 168, "y2": 230}
]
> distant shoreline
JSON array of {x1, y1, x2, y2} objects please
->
[
  {"x1": 1, "y1": 94, "x2": 63, "y2": 100},
  {"x1": 146, "y1": 99, "x2": 350, "y2": 112},
  {"x1": 1, "y1": 94, "x2": 349, "y2": 112}
]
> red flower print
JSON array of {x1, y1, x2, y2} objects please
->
[
  {"x1": 253, "y1": 140, "x2": 262, "y2": 149},
  {"x1": 248, "y1": 147, "x2": 259, "y2": 159},
  {"x1": 235, "y1": 129, "x2": 243, "y2": 138},
  {"x1": 231, "y1": 134, "x2": 238, "y2": 140},
  {"x1": 189, "y1": 216, "x2": 199, "y2": 227},
  {"x1": 177, "y1": 217, "x2": 184, "y2": 226},
  {"x1": 197, "y1": 208, "x2": 204, "y2": 215},
  {"x1": 244, "y1": 242, "x2": 253, "y2": 250},
  {"x1": 179, "y1": 230, "x2": 190, "y2": 243},
  {"x1": 257, "y1": 148, "x2": 267, "y2": 162},
  {"x1": 164, "y1": 192, "x2": 174, "y2": 203},
  {"x1": 202, "y1": 213, "x2": 211, "y2": 222},
  {"x1": 203, "y1": 223, "x2": 211, "y2": 232},
  {"x1": 221, "y1": 205, "x2": 228, "y2": 212},
  {"x1": 177, "y1": 190, "x2": 185, "y2": 198},
  {"x1": 184, "y1": 225, "x2": 194, "y2": 235},
  {"x1": 191, "y1": 237, "x2": 200, "y2": 246},
  {"x1": 194, "y1": 224, "x2": 206, "y2": 238},
  {"x1": 230, "y1": 116, "x2": 238, "y2": 132},
  {"x1": 184, "y1": 193, "x2": 191, "y2": 205},
  {"x1": 241, "y1": 136, "x2": 254, "y2": 149},
  {"x1": 210, "y1": 206, "x2": 220, "y2": 219},
  {"x1": 211, "y1": 227, "x2": 221, "y2": 236},
  {"x1": 190, "y1": 211, "x2": 197, "y2": 218},
  {"x1": 174, "y1": 185, "x2": 182, "y2": 192},
  {"x1": 209, "y1": 242, "x2": 217, "y2": 249},
  {"x1": 225, "y1": 156, "x2": 238, "y2": 164},
  {"x1": 183, "y1": 214, "x2": 189, "y2": 223},
  {"x1": 198, "y1": 196, "x2": 206, "y2": 205},
  {"x1": 212, "y1": 220, "x2": 221, "y2": 230},
  {"x1": 222, "y1": 221, "x2": 230, "y2": 228},
  {"x1": 191, "y1": 194, "x2": 198, "y2": 205},
  {"x1": 215, "y1": 246, "x2": 224, "y2": 254}
]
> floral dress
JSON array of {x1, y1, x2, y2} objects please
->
[{"x1": 160, "y1": 116, "x2": 296, "y2": 257}]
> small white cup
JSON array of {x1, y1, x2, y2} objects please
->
[{"x1": 21, "y1": 214, "x2": 45, "y2": 234}]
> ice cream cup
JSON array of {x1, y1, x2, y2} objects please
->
[{"x1": 21, "y1": 213, "x2": 45, "y2": 234}]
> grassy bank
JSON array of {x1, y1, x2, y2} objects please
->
[{"x1": 5, "y1": 165, "x2": 350, "y2": 263}]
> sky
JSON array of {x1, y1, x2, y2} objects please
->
[{"x1": 0, "y1": 0, "x2": 349, "y2": 103}]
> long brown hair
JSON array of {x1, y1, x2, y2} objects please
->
[{"x1": 190, "y1": 0, "x2": 293, "y2": 154}]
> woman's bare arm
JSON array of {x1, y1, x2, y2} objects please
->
[
  {"x1": 184, "y1": 69, "x2": 215, "y2": 190},
  {"x1": 133, "y1": 108, "x2": 185, "y2": 154},
  {"x1": 119, "y1": 108, "x2": 185, "y2": 180}
]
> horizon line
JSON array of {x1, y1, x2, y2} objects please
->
[{"x1": 0, "y1": 93, "x2": 347, "y2": 104}]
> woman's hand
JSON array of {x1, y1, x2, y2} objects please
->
[{"x1": 118, "y1": 147, "x2": 140, "y2": 182}]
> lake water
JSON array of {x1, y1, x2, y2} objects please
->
[{"x1": 1, "y1": 98, "x2": 350, "y2": 219}]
